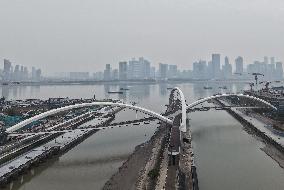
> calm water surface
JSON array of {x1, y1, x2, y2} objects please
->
[{"x1": 1, "y1": 82, "x2": 284, "y2": 190}]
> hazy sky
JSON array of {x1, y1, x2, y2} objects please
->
[{"x1": 0, "y1": 0, "x2": 284, "y2": 74}]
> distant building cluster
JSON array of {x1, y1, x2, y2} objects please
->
[
  {"x1": 6, "y1": 54, "x2": 282, "y2": 82},
  {"x1": 247, "y1": 57, "x2": 283, "y2": 81},
  {"x1": 1, "y1": 59, "x2": 42, "y2": 82},
  {"x1": 58, "y1": 55, "x2": 283, "y2": 82},
  {"x1": 92, "y1": 57, "x2": 180, "y2": 81},
  {"x1": 192, "y1": 54, "x2": 283, "y2": 81}
]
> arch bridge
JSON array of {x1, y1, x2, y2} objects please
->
[
  {"x1": 6, "y1": 102, "x2": 173, "y2": 133},
  {"x1": 6, "y1": 89, "x2": 276, "y2": 134},
  {"x1": 187, "y1": 93, "x2": 277, "y2": 111}
]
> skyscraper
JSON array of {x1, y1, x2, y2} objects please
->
[
  {"x1": 104, "y1": 64, "x2": 111, "y2": 81},
  {"x1": 119, "y1": 61, "x2": 128, "y2": 80},
  {"x1": 112, "y1": 69, "x2": 119, "y2": 80},
  {"x1": 23, "y1": 67, "x2": 28, "y2": 80},
  {"x1": 193, "y1": 60, "x2": 207, "y2": 79},
  {"x1": 14, "y1": 65, "x2": 20, "y2": 81},
  {"x1": 32, "y1": 67, "x2": 36, "y2": 81},
  {"x1": 270, "y1": 57, "x2": 275, "y2": 65},
  {"x1": 168, "y1": 65, "x2": 178, "y2": 78},
  {"x1": 142, "y1": 58, "x2": 151, "y2": 79},
  {"x1": 235, "y1": 56, "x2": 244, "y2": 74},
  {"x1": 212, "y1": 54, "x2": 221, "y2": 79},
  {"x1": 150, "y1": 67, "x2": 156, "y2": 79},
  {"x1": 20, "y1": 66, "x2": 24, "y2": 80},
  {"x1": 128, "y1": 57, "x2": 151, "y2": 79},
  {"x1": 35, "y1": 69, "x2": 42, "y2": 81},
  {"x1": 3, "y1": 59, "x2": 12, "y2": 81},
  {"x1": 207, "y1": 61, "x2": 213, "y2": 79},
  {"x1": 222, "y1": 56, "x2": 232, "y2": 79},
  {"x1": 159, "y1": 63, "x2": 168, "y2": 79}
]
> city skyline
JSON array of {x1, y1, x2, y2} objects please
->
[
  {"x1": 1, "y1": 54, "x2": 283, "y2": 81},
  {"x1": 0, "y1": 0, "x2": 284, "y2": 74}
]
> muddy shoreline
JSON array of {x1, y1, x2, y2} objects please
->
[{"x1": 103, "y1": 126, "x2": 167, "y2": 190}]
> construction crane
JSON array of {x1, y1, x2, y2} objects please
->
[
  {"x1": 234, "y1": 72, "x2": 264, "y2": 90},
  {"x1": 249, "y1": 73, "x2": 264, "y2": 90}
]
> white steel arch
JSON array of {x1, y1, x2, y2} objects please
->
[
  {"x1": 187, "y1": 94, "x2": 277, "y2": 110},
  {"x1": 171, "y1": 87, "x2": 187, "y2": 133},
  {"x1": 6, "y1": 102, "x2": 173, "y2": 133}
]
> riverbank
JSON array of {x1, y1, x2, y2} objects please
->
[{"x1": 103, "y1": 125, "x2": 168, "y2": 190}]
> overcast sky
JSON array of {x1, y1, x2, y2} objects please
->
[{"x1": 0, "y1": 0, "x2": 284, "y2": 74}]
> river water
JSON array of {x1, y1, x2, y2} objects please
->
[{"x1": 1, "y1": 82, "x2": 284, "y2": 190}]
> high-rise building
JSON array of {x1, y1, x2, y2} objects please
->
[
  {"x1": 159, "y1": 63, "x2": 168, "y2": 79},
  {"x1": 168, "y1": 65, "x2": 178, "y2": 78},
  {"x1": 128, "y1": 57, "x2": 151, "y2": 79},
  {"x1": 35, "y1": 69, "x2": 42, "y2": 81},
  {"x1": 212, "y1": 54, "x2": 221, "y2": 79},
  {"x1": 32, "y1": 67, "x2": 36, "y2": 80},
  {"x1": 222, "y1": 56, "x2": 232, "y2": 79},
  {"x1": 267, "y1": 63, "x2": 275, "y2": 80},
  {"x1": 112, "y1": 69, "x2": 119, "y2": 80},
  {"x1": 128, "y1": 58, "x2": 143, "y2": 79},
  {"x1": 20, "y1": 66, "x2": 24, "y2": 80},
  {"x1": 118, "y1": 61, "x2": 128, "y2": 80},
  {"x1": 93, "y1": 72, "x2": 104, "y2": 80},
  {"x1": 14, "y1": 65, "x2": 20, "y2": 81},
  {"x1": 23, "y1": 67, "x2": 28, "y2": 80},
  {"x1": 3, "y1": 59, "x2": 12, "y2": 81},
  {"x1": 193, "y1": 60, "x2": 207, "y2": 79},
  {"x1": 104, "y1": 64, "x2": 111, "y2": 81},
  {"x1": 235, "y1": 56, "x2": 244, "y2": 74},
  {"x1": 207, "y1": 61, "x2": 213, "y2": 79},
  {"x1": 150, "y1": 67, "x2": 156, "y2": 79},
  {"x1": 270, "y1": 57, "x2": 275, "y2": 65}
]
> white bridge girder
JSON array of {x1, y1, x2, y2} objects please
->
[
  {"x1": 187, "y1": 94, "x2": 277, "y2": 110},
  {"x1": 6, "y1": 102, "x2": 173, "y2": 133},
  {"x1": 170, "y1": 87, "x2": 187, "y2": 133}
]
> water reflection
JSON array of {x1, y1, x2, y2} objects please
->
[
  {"x1": 158, "y1": 83, "x2": 168, "y2": 96},
  {"x1": 1, "y1": 85, "x2": 29, "y2": 100},
  {"x1": 128, "y1": 85, "x2": 150, "y2": 100},
  {"x1": 118, "y1": 84, "x2": 127, "y2": 100},
  {"x1": 103, "y1": 84, "x2": 111, "y2": 99},
  {"x1": 1, "y1": 85, "x2": 9, "y2": 99}
]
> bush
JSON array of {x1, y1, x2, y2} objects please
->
[{"x1": 148, "y1": 168, "x2": 159, "y2": 179}]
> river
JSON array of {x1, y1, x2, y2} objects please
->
[{"x1": 1, "y1": 82, "x2": 284, "y2": 190}]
